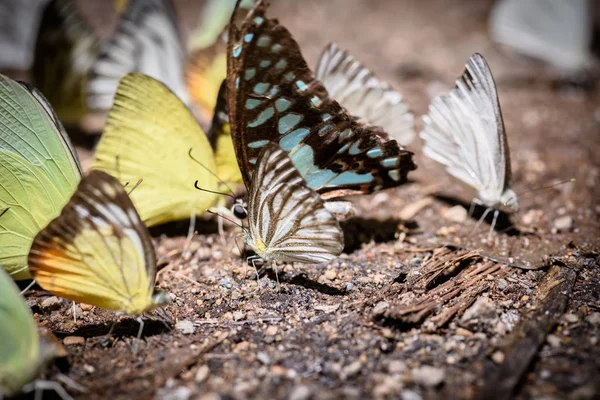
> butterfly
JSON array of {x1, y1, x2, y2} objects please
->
[
  {"x1": 226, "y1": 0, "x2": 416, "y2": 200},
  {"x1": 490, "y1": 0, "x2": 595, "y2": 74},
  {"x1": 315, "y1": 43, "x2": 416, "y2": 146},
  {"x1": 28, "y1": 170, "x2": 170, "y2": 318},
  {"x1": 0, "y1": 268, "x2": 67, "y2": 398},
  {"x1": 0, "y1": 73, "x2": 82, "y2": 280},
  {"x1": 32, "y1": 0, "x2": 101, "y2": 129},
  {"x1": 91, "y1": 73, "x2": 242, "y2": 227},
  {"x1": 243, "y1": 142, "x2": 344, "y2": 267},
  {"x1": 86, "y1": 0, "x2": 191, "y2": 112},
  {"x1": 420, "y1": 53, "x2": 518, "y2": 236}
]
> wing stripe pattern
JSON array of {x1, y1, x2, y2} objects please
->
[
  {"x1": 227, "y1": 0, "x2": 415, "y2": 198},
  {"x1": 86, "y1": 0, "x2": 190, "y2": 111},
  {"x1": 246, "y1": 143, "x2": 343, "y2": 264},
  {"x1": 420, "y1": 53, "x2": 512, "y2": 207},
  {"x1": 316, "y1": 43, "x2": 416, "y2": 145},
  {"x1": 29, "y1": 170, "x2": 157, "y2": 316}
]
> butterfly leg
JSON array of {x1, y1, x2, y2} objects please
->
[
  {"x1": 72, "y1": 301, "x2": 77, "y2": 323},
  {"x1": 273, "y1": 261, "x2": 280, "y2": 290},
  {"x1": 187, "y1": 212, "x2": 196, "y2": 243},
  {"x1": 468, "y1": 198, "x2": 484, "y2": 218},
  {"x1": 19, "y1": 279, "x2": 36, "y2": 295},
  {"x1": 473, "y1": 207, "x2": 492, "y2": 235},
  {"x1": 137, "y1": 317, "x2": 145, "y2": 339},
  {"x1": 488, "y1": 209, "x2": 500, "y2": 241},
  {"x1": 23, "y1": 380, "x2": 73, "y2": 400}
]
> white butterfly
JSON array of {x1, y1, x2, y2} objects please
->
[
  {"x1": 241, "y1": 143, "x2": 344, "y2": 278},
  {"x1": 86, "y1": 0, "x2": 190, "y2": 111},
  {"x1": 490, "y1": 0, "x2": 595, "y2": 74},
  {"x1": 420, "y1": 53, "x2": 517, "y2": 236},
  {"x1": 316, "y1": 43, "x2": 416, "y2": 145}
]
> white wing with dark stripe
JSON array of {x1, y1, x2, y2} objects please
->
[
  {"x1": 420, "y1": 53, "x2": 516, "y2": 210},
  {"x1": 316, "y1": 43, "x2": 415, "y2": 145},
  {"x1": 86, "y1": 0, "x2": 189, "y2": 111},
  {"x1": 246, "y1": 143, "x2": 344, "y2": 264}
]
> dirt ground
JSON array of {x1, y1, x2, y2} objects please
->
[{"x1": 10, "y1": 0, "x2": 600, "y2": 399}]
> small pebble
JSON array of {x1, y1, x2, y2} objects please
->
[
  {"x1": 83, "y1": 364, "x2": 95, "y2": 374},
  {"x1": 373, "y1": 301, "x2": 389, "y2": 314},
  {"x1": 289, "y1": 385, "x2": 312, "y2": 400},
  {"x1": 442, "y1": 205, "x2": 467, "y2": 223},
  {"x1": 195, "y1": 365, "x2": 210, "y2": 383},
  {"x1": 265, "y1": 325, "x2": 278, "y2": 336},
  {"x1": 585, "y1": 312, "x2": 600, "y2": 325},
  {"x1": 324, "y1": 269, "x2": 337, "y2": 280},
  {"x1": 63, "y1": 336, "x2": 85, "y2": 346},
  {"x1": 547, "y1": 334, "x2": 561, "y2": 348},
  {"x1": 219, "y1": 278, "x2": 233, "y2": 289},
  {"x1": 175, "y1": 320, "x2": 195, "y2": 335},
  {"x1": 233, "y1": 311, "x2": 246, "y2": 321},
  {"x1": 455, "y1": 327, "x2": 473, "y2": 338},
  {"x1": 553, "y1": 215, "x2": 573, "y2": 232},
  {"x1": 342, "y1": 360, "x2": 363, "y2": 379},
  {"x1": 402, "y1": 390, "x2": 423, "y2": 400},
  {"x1": 41, "y1": 296, "x2": 63, "y2": 311},
  {"x1": 411, "y1": 365, "x2": 445, "y2": 387},
  {"x1": 563, "y1": 313, "x2": 578, "y2": 323},
  {"x1": 387, "y1": 360, "x2": 407, "y2": 374},
  {"x1": 257, "y1": 351, "x2": 271, "y2": 365},
  {"x1": 491, "y1": 351, "x2": 505, "y2": 364},
  {"x1": 80, "y1": 304, "x2": 94, "y2": 311}
]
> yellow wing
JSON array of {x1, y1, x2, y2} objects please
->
[
  {"x1": 92, "y1": 73, "x2": 221, "y2": 227},
  {"x1": 28, "y1": 171, "x2": 167, "y2": 316}
]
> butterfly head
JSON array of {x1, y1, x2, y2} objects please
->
[
  {"x1": 500, "y1": 189, "x2": 519, "y2": 213},
  {"x1": 151, "y1": 290, "x2": 171, "y2": 308},
  {"x1": 231, "y1": 198, "x2": 248, "y2": 220}
]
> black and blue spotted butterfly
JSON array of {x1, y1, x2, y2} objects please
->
[{"x1": 226, "y1": 0, "x2": 416, "y2": 200}]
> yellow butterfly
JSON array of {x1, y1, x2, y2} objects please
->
[
  {"x1": 91, "y1": 73, "x2": 242, "y2": 227},
  {"x1": 28, "y1": 170, "x2": 169, "y2": 318}
]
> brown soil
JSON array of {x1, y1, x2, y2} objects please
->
[{"x1": 12, "y1": 0, "x2": 600, "y2": 399}]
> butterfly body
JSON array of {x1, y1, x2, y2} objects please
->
[
  {"x1": 226, "y1": 0, "x2": 415, "y2": 199},
  {"x1": 244, "y1": 143, "x2": 344, "y2": 265},
  {"x1": 28, "y1": 170, "x2": 169, "y2": 317}
]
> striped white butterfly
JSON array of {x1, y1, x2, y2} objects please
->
[
  {"x1": 489, "y1": 0, "x2": 595, "y2": 74},
  {"x1": 243, "y1": 142, "x2": 344, "y2": 269},
  {"x1": 315, "y1": 43, "x2": 416, "y2": 145},
  {"x1": 420, "y1": 53, "x2": 517, "y2": 236},
  {"x1": 86, "y1": 0, "x2": 190, "y2": 111}
]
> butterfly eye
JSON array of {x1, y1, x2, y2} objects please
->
[{"x1": 232, "y1": 204, "x2": 248, "y2": 220}]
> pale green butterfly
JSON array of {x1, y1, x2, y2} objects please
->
[
  {"x1": 0, "y1": 268, "x2": 66, "y2": 397},
  {"x1": 0, "y1": 73, "x2": 82, "y2": 280}
]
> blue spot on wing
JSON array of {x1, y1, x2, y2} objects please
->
[
  {"x1": 254, "y1": 16, "x2": 264, "y2": 25},
  {"x1": 275, "y1": 98, "x2": 291, "y2": 112},
  {"x1": 245, "y1": 99, "x2": 262, "y2": 110},
  {"x1": 244, "y1": 33, "x2": 254, "y2": 43},
  {"x1": 244, "y1": 68, "x2": 256, "y2": 80},
  {"x1": 253, "y1": 82, "x2": 270, "y2": 95},
  {"x1": 328, "y1": 171, "x2": 374, "y2": 186},
  {"x1": 257, "y1": 36, "x2": 271, "y2": 47},
  {"x1": 349, "y1": 140, "x2": 362, "y2": 155},
  {"x1": 248, "y1": 140, "x2": 270, "y2": 148},
  {"x1": 381, "y1": 157, "x2": 399, "y2": 168},
  {"x1": 279, "y1": 128, "x2": 310, "y2": 151},
  {"x1": 275, "y1": 59, "x2": 287, "y2": 70},
  {"x1": 248, "y1": 106, "x2": 274, "y2": 127},
  {"x1": 278, "y1": 113, "x2": 302, "y2": 134},
  {"x1": 366, "y1": 147, "x2": 383, "y2": 158}
]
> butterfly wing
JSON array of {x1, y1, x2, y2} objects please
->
[
  {"x1": 247, "y1": 143, "x2": 344, "y2": 264},
  {"x1": 420, "y1": 53, "x2": 511, "y2": 206},
  {"x1": 315, "y1": 43, "x2": 416, "y2": 145},
  {"x1": 91, "y1": 73, "x2": 221, "y2": 227},
  {"x1": 29, "y1": 170, "x2": 160, "y2": 316},
  {"x1": 490, "y1": 0, "x2": 594, "y2": 73},
  {"x1": 86, "y1": 0, "x2": 190, "y2": 111},
  {"x1": 227, "y1": 0, "x2": 415, "y2": 198},
  {"x1": 186, "y1": 37, "x2": 228, "y2": 124},
  {"x1": 32, "y1": 0, "x2": 100, "y2": 127},
  {"x1": 208, "y1": 80, "x2": 243, "y2": 187},
  {"x1": 0, "y1": 269, "x2": 42, "y2": 396},
  {"x1": 0, "y1": 74, "x2": 82, "y2": 279}
]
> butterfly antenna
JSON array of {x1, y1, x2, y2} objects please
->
[
  {"x1": 0, "y1": 207, "x2": 9, "y2": 218},
  {"x1": 188, "y1": 148, "x2": 236, "y2": 197},
  {"x1": 115, "y1": 154, "x2": 122, "y2": 181},
  {"x1": 194, "y1": 180, "x2": 235, "y2": 198},
  {"x1": 127, "y1": 178, "x2": 143, "y2": 195},
  {"x1": 206, "y1": 209, "x2": 244, "y2": 229},
  {"x1": 517, "y1": 178, "x2": 575, "y2": 196}
]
